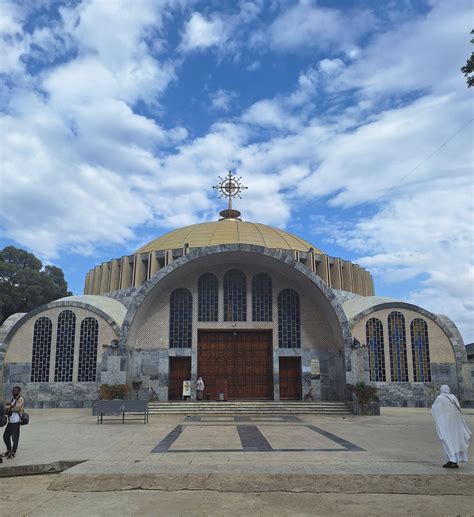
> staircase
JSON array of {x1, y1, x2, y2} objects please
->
[{"x1": 147, "y1": 401, "x2": 352, "y2": 416}]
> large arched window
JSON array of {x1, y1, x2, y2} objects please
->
[
  {"x1": 252, "y1": 273, "x2": 273, "y2": 322},
  {"x1": 223, "y1": 269, "x2": 247, "y2": 321},
  {"x1": 366, "y1": 318, "x2": 386, "y2": 382},
  {"x1": 54, "y1": 310, "x2": 76, "y2": 382},
  {"x1": 278, "y1": 289, "x2": 301, "y2": 348},
  {"x1": 388, "y1": 311, "x2": 408, "y2": 382},
  {"x1": 169, "y1": 288, "x2": 193, "y2": 348},
  {"x1": 198, "y1": 273, "x2": 218, "y2": 322},
  {"x1": 411, "y1": 318, "x2": 431, "y2": 382},
  {"x1": 31, "y1": 317, "x2": 52, "y2": 382},
  {"x1": 78, "y1": 317, "x2": 99, "y2": 382}
]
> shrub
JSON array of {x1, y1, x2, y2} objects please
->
[
  {"x1": 347, "y1": 382, "x2": 379, "y2": 404},
  {"x1": 98, "y1": 384, "x2": 128, "y2": 400}
]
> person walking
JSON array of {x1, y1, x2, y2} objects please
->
[
  {"x1": 431, "y1": 385, "x2": 471, "y2": 468},
  {"x1": 2, "y1": 386, "x2": 25, "y2": 459},
  {"x1": 196, "y1": 377, "x2": 205, "y2": 400}
]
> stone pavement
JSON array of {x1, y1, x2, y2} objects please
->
[{"x1": 0, "y1": 407, "x2": 473, "y2": 516}]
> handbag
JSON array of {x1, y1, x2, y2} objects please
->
[
  {"x1": 19, "y1": 412, "x2": 29, "y2": 426},
  {"x1": 0, "y1": 415, "x2": 7, "y2": 428}
]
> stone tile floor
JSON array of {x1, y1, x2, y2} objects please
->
[{"x1": 0, "y1": 407, "x2": 473, "y2": 476}]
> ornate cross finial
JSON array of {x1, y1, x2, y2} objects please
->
[
  {"x1": 212, "y1": 171, "x2": 247, "y2": 212},
  {"x1": 212, "y1": 170, "x2": 247, "y2": 220}
]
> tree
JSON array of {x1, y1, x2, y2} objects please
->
[
  {"x1": 0, "y1": 246, "x2": 72, "y2": 324},
  {"x1": 461, "y1": 29, "x2": 474, "y2": 88}
]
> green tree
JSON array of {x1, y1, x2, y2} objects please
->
[
  {"x1": 461, "y1": 29, "x2": 474, "y2": 88},
  {"x1": 0, "y1": 246, "x2": 71, "y2": 324}
]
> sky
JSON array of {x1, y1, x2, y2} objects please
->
[{"x1": 0, "y1": 0, "x2": 473, "y2": 342}]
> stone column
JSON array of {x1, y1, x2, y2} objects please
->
[{"x1": 109, "y1": 259, "x2": 120, "y2": 292}]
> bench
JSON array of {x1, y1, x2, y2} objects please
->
[{"x1": 95, "y1": 400, "x2": 149, "y2": 424}]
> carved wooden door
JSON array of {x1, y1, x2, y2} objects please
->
[{"x1": 198, "y1": 330, "x2": 273, "y2": 400}]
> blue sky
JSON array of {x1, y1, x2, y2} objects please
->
[{"x1": 0, "y1": 0, "x2": 473, "y2": 341}]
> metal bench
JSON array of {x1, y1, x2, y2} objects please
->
[{"x1": 95, "y1": 400, "x2": 149, "y2": 424}]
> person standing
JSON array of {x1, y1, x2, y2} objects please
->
[
  {"x1": 196, "y1": 377, "x2": 205, "y2": 400},
  {"x1": 2, "y1": 386, "x2": 25, "y2": 459},
  {"x1": 431, "y1": 385, "x2": 471, "y2": 468}
]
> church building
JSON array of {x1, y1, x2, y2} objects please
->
[{"x1": 1, "y1": 174, "x2": 472, "y2": 408}]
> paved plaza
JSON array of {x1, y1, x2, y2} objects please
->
[{"x1": 0, "y1": 407, "x2": 473, "y2": 515}]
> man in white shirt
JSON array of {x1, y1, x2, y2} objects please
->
[{"x1": 2, "y1": 386, "x2": 25, "y2": 459}]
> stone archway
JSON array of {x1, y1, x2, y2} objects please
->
[{"x1": 119, "y1": 245, "x2": 352, "y2": 402}]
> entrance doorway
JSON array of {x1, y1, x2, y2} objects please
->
[
  {"x1": 279, "y1": 357, "x2": 302, "y2": 400},
  {"x1": 168, "y1": 357, "x2": 191, "y2": 400},
  {"x1": 198, "y1": 330, "x2": 273, "y2": 400}
]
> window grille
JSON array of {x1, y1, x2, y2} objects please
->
[
  {"x1": 78, "y1": 317, "x2": 99, "y2": 382},
  {"x1": 366, "y1": 318, "x2": 386, "y2": 381},
  {"x1": 223, "y1": 269, "x2": 247, "y2": 321},
  {"x1": 278, "y1": 288, "x2": 301, "y2": 348},
  {"x1": 411, "y1": 318, "x2": 431, "y2": 382},
  {"x1": 31, "y1": 317, "x2": 52, "y2": 382},
  {"x1": 198, "y1": 273, "x2": 218, "y2": 321},
  {"x1": 169, "y1": 288, "x2": 193, "y2": 348},
  {"x1": 252, "y1": 273, "x2": 273, "y2": 322},
  {"x1": 388, "y1": 311, "x2": 408, "y2": 382},
  {"x1": 54, "y1": 310, "x2": 76, "y2": 382}
]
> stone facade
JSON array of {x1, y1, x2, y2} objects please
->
[{"x1": 0, "y1": 245, "x2": 471, "y2": 409}]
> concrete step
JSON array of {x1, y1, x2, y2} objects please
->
[{"x1": 144, "y1": 401, "x2": 352, "y2": 415}]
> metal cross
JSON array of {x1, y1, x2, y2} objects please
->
[{"x1": 212, "y1": 171, "x2": 248, "y2": 210}]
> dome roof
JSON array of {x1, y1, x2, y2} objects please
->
[{"x1": 135, "y1": 219, "x2": 322, "y2": 254}]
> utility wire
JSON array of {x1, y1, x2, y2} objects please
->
[{"x1": 392, "y1": 117, "x2": 474, "y2": 188}]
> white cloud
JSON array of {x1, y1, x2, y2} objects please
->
[
  {"x1": 210, "y1": 89, "x2": 237, "y2": 111},
  {"x1": 180, "y1": 12, "x2": 227, "y2": 52},
  {"x1": 267, "y1": 2, "x2": 373, "y2": 54}
]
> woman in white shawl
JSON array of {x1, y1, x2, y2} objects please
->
[
  {"x1": 196, "y1": 377, "x2": 205, "y2": 400},
  {"x1": 431, "y1": 385, "x2": 471, "y2": 468}
]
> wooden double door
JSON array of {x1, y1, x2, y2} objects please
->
[{"x1": 198, "y1": 330, "x2": 273, "y2": 400}]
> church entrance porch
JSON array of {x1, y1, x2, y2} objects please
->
[{"x1": 198, "y1": 330, "x2": 273, "y2": 400}]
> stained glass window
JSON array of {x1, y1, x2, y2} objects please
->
[
  {"x1": 198, "y1": 273, "x2": 218, "y2": 322},
  {"x1": 169, "y1": 288, "x2": 192, "y2": 348},
  {"x1": 223, "y1": 269, "x2": 247, "y2": 321},
  {"x1": 388, "y1": 311, "x2": 408, "y2": 382},
  {"x1": 78, "y1": 317, "x2": 99, "y2": 382},
  {"x1": 411, "y1": 318, "x2": 431, "y2": 382},
  {"x1": 366, "y1": 318, "x2": 386, "y2": 381},
  {"x1": 252, "y1": 273, "x2": 273, "y2": 322},
  {"x1": 54, "y1": 310, "x2": 76, "y2": 382},
  {"x1": 278, "y1": 289, "x2": 301, "y2": 348},
  {"x1": 31, "y1": 317, "x2": 52, "y2": 382}
]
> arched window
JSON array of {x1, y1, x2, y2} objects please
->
[
  {"x1": 366, "y1": 318, "x2": 386, "y2": 382},
  {"x1": 411, "y1": 318, "x2": 431, "y2": 382},
  {"x1": 54, "y1": 310, "x2": 76, "y2": 382},
  {"x1": 223, "y1": 269, "x2": 247, "y2": 321},
  {"x1": 78, "y1": 317, "x2": 99, "y2": 382},
  {"x1": 278, "y1": 289, "x2": 301, "y2": 348},
  {"x1": 388, "y1": 311, "x2": 408, "y2": 382},
  {"x1": 198, "y1": 273, "x2": 218, "y2": 322},
  {"x1": 252, "y1": 273, "x2": 273, "y2": 322},
  {"x1": 31, "y1": 317, "x2": 52, "y2": 382},
  {"x1": 169, "y1": 288, "x2": 192, "y2": 348}
]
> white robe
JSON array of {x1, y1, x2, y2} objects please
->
[{"x1": 431, "y1": 393, "x2": 471, "y2": 463}]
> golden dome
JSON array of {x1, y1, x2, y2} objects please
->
[{"x1": 135, "y1": 219, "x2": 322, "y2": 254}]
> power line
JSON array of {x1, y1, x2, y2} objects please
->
[{"x1": 392, "y1": 117, "x2": 474, "y2": 188}]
